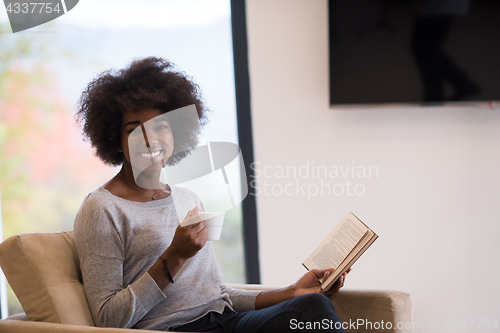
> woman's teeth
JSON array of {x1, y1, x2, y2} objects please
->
[{"x1": 140, "y1": 150, "x2": 161, "y2": 158}]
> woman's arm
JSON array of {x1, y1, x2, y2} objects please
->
[
  {"x1": 254, "y1": 268, "x2": 350, "y2": 310},
  {"x1": 75, "y1": 205, "x2": 165, "y2": 328},
  {"x1": 148, "y1": 205, "x2": 208, "y2": 290}
]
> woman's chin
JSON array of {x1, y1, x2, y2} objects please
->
[{"x1": 132, "y1": 163, "x2": 164, "y2": 183}]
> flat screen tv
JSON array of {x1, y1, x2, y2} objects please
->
[{"x1": 329, "y1": 0, "x2": 500, "y2": 105}]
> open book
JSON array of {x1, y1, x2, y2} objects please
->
[{"x1": 302, "y1": 212, "x2": 378, "y2": 291}]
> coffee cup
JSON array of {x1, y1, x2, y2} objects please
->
[
  {"x1": 181, "y1": 212, "x2": 225, "y2": 241},
  {"x1": 199, "y1": 212, "x2": 225, "y2": 241}
]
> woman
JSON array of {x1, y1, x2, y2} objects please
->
[{"x1": 74, "y1": 57, "x2": 348, "y2": 332}]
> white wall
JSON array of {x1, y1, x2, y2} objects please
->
[{"x1": 246, "y1": 0, "x2": 500, "y2": 330}]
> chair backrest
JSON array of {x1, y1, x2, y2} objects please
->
[{"x1": 0, "y1": 231, "x2": 94, "y2": 326}]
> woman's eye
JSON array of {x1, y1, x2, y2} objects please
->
[
  {"x1": 128, "y1": 128, "x2": 142, "y2": 135},
  {"x1": 156, "y1": 125, "x2": 169, "y2": 131}
]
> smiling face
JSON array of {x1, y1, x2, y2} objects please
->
[{"x1": 121, "y1": 108, "x2": 174, "y2": 184}]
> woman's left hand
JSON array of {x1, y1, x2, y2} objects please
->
[
  {"x1": 293, "y1": 267, "x2": 352, "y2": 298},
  {"x1": 255, "y1": 267, "x2": 352, "y2": 310}
]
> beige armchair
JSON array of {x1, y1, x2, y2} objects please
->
[{"x1": 0, "y1": 232, "x2": 412, "y2": 332}]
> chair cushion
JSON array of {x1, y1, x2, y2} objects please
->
[{"x1": 0, "y1": 231, "x2": 94, "y2": 326}]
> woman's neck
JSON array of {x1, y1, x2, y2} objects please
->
[{"x1": 120, "y1": 166, "x2": 164, "y2": 191}]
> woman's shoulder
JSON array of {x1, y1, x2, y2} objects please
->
[
  {"x1": 74, "y1": 188, "x2": 134, "y2": 238},
  {"x1": 80, "y1": 187, "x2": 117, "y2": 209},
  {"x1": 76, "y1": 187, "x2": 131, "y2": 223},
  {"x1": 171, "y1": 185, "x2": 198, "y2": 197}
]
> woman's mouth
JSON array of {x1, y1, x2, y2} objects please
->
[{"x1": 139, "y1": 149, "x2": 162, "y2": 158}]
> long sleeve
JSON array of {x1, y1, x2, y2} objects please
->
[
  {"x1": 74, "y1": 195, "x2": 166, "y2": 328},
  {"x1": 220, "y1": 284, "x2": 262, "y2": 312}
]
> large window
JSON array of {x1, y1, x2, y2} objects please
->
[{"x1": 0, "y1": 0, "x2": 246, "y2": 316}]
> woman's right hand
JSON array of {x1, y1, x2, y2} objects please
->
[
  {"x1": 167, "y1": 205, "x2": 208, "y2": 260},
  {"x1": 150, "y1": 205, "x2": 207, "y2": 289}
]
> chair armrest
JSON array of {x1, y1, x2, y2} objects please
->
[
  {"x1": 226, "y1": 283, "x2": 278, "y2": 291},
  {"x1": 3, "y1": 285, "x2": 412, "y2": 333},
  {"x1": 0, "y1": 315, "x2": 210, "y2": 333},
  {"x1": 227, "y1": 284, "x2": 413, "y2": 333},
  {"x1": 0, "y1": 319, "x2": 157, "y2": 333},
  {"x1": 5, "y1": 313, "x2": 28, "y2": 321},
  {"x1": 331, "y1": 289, "x2": 413, "y2": 333}
]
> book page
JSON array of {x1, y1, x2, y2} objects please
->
[{"x1": 303, "y1": 212, "x2": 368, "y2": 270}]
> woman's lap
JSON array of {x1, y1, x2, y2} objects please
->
[{"x1": 170, "y1": 293, "x2": 346, "y2": 333}]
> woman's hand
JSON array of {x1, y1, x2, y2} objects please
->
[
  {"x1": 150, "y1": 205, "x2": 208, "y2": 289},
  {"x1": 292, "y1": 267, "x2": 352, "y2": 298},
  {"x1": 255, "y1": 267, "x2": 352, "y2": 310},
  {"x1": 166, "y1": 205, "x2": 208, "y2": 260}
]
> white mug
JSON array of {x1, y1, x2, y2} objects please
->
[{"x1": 181, "y1": 212, "x2": 225, "y2": 241}]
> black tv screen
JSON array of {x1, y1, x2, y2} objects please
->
[{"x1": 329, "y1": 0, "x2": 500, "y2": 105}]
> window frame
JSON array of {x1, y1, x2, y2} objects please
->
[{"x1": 230, "y1": 0, "x2": 261, "y2": 284}]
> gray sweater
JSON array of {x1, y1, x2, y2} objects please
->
[{"x1": 74, "y1": 186, "x2": 261, "y2": 331}]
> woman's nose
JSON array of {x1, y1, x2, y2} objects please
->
[{"x1": 141, "y1": 124, "x2": 158, "y2": 147}]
